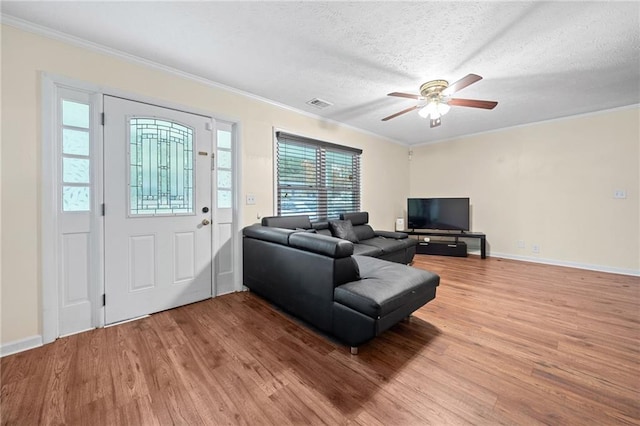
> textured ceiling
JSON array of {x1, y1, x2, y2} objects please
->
[{"x1": 2, "y1": 1, "x2": 639, "y2": 145}]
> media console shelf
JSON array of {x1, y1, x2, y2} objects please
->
[{"x1": 406, "y1": 230, "x2": 487, "y2": 259}]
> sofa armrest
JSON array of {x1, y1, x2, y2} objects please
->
[{"x1": 374, "y1": 230, "x2": 409, "y2": 239}]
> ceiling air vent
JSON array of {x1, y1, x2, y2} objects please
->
[{"x1": 306, "y1": 98, "x2": 333, "y2": 109}]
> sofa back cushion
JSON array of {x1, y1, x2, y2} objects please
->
[
  {"x1": 340, "y1": 212, "x2": 375, "y2": 241},
  {"x1": 340, "y1": 212, "x2": 369, "y2": 226},
  {"x1": 261, "y1": 214, "x2": 311, "y2": 229}
]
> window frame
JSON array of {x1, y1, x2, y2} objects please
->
[{"x1": 275, "y1": 131, "x2": 362, "y2": 221}]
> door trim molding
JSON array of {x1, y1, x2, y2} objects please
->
[
  {"x1": 41, "y1": 73, "x2": 243, "y2": 345},
  {"x1": 232, "y1": 122, "x2": 244, "y2": 292},
  {"x1": 41, "y1": 73, "x2": 58, "y2": 344}
]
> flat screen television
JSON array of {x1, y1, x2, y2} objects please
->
[{"x1": 407, "y1": 197, "x2": 470, "y2": 231}]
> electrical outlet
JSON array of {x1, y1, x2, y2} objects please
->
[
  {"x1": 614, "y1": 189, "x2": 627, "y2": 199},
  {"x1": 517, "y1": 240, "x2": 526, "y2": 249},
  {"x1": 246, "y1": 194, "x2": 256, "y2": 205},
  {"x1": 532, "y1": 244, "x2": 540, "y2": 254}
]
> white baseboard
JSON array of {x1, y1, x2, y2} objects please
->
[
  {"x1": 489, "y1": 251, "x2": 640, "y2": 277},
  {"x1": 1, "y1": 335, "x2": 43, "y2": 357}
]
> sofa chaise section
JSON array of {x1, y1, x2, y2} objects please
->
[{"x1": 243, "y1": 225, "x2": 440, "y2": 353}]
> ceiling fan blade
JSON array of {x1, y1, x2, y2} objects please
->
[
  {"x1": 381, "y1": 105, "x2": 419, "y2": 121},
  {"x1": 442, "y1": 74, "x2": 482, "y2": 96},
  {"x1": 448, "y1": 98, "x2": 498, "y2": 109},
  {"x1": 430, "y1": 118, "x2": 441, "y2": 128},
  {"x1": 387, "y1": 92, "x2": 421, "y2": 100}
]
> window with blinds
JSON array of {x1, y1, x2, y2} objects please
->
[{"x1": 276, "y1": 132, "x2": 362, "y2": 220}]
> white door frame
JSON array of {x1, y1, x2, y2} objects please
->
[{"x1": 41, "y1": 73, "x2": 243, "y2": 344}]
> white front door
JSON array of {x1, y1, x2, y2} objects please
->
[{"x1": 103, "y1": 96, "x2": 213, "y2": 324}]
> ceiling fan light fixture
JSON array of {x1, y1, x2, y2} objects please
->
[
  {"x1": 419, "y1": 101, "x2": 450, "y2": 119},
  {"x1": 438, "y1": 102, "x2": 451, "y2": 116}
]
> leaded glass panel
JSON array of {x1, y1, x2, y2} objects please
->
[{"x1": 129, "y1": 118, "x2": 194, "y2": 215}]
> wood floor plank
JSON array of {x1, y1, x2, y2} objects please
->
[{"x1": 2, "y1": 255, "x2": 639, "y2": 425}]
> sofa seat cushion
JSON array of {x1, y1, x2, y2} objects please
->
[
  {"x1": 351, "y1": 243, "x2": 383, "y2": 257},
  {"x1": 358, "y1": 236, "x2": 410, "y2": 254},
  {"x1": 375, "y1": 230, "x2": 410, "y2": 240},
  {"x1": 334, "y1": 256, "x2": 439, "y2": 319},
  {"x1": 397, "y1": 237, "x2": 418, "y2": 249}
]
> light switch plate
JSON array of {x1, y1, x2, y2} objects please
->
[{"x1": 614, "y1": 189, "x2": 627, "y2": 199}]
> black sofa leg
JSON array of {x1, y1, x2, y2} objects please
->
[{"x1": 350, "y1": 347, "x2": 358, "y2": 355}]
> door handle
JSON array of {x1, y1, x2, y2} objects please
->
[{"x1": 202, "y1": 219, "x2": 211, "y2": 226}]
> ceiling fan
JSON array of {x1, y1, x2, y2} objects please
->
[{"x1": 382, "y1": 74, "x2": 498, "y2": 128}]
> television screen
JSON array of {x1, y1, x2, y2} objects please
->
[{"x1": 408, "y1": 198, "x2": 470, "y2": 231}]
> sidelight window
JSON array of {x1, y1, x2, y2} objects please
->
[
  {"x1": 61, "y1": 100, "x2": 91, "y2": 211},
  {"x1": 216, "y1": 129, "x2": 233, "y2": 209}
]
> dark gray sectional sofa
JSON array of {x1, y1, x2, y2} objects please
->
[
  {"x1": 242, "y1": 214, "x2": 440, "y2": 353},
  {"x1": 261, "y1": 211, "x2": 418, "y2": 264}
]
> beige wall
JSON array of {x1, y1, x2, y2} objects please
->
[
  {"x1": 0, "y1": 25, "x2": 409, "y2": 344},
  {"x1": 409, "y1": 108, "x2": 640, "y2": 272}
]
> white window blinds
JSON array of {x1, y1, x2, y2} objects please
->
[{"x1": 276, "y1": 132, "x2": 362, "y2": 220}]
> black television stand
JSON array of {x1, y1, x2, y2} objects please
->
[{"x1": 407, "y1": 230, "x2": 487, "y2": 259}]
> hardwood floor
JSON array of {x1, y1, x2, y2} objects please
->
[{"x1": 2, "y1": 255, "x2": 639, "y2": 425}]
